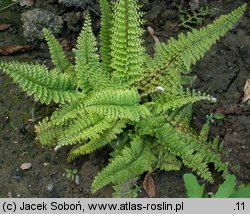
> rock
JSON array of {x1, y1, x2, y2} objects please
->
[
  {"x1": 239, "y1": 45, "x2": 250, "y2": 58},
  {"x1": 21, "y1": 9, "x2": 63, "y2": 42},
  {"x1": 189, "y1": 0, "x2": 199, "y2": 10},
  {"x1": 19, "y1": 0, "x2": 34, "y2": 7},
  {"x1": 75, "y1": 175, "x2": 80, "y2": 185},
  {"x1": 58, "y1": 0, "x2": 95, "y2": 9},
  {"x1": 19, "y1": 124, "x2": 27, "y2": 135},
  {"x1": 20, "y1": 162, "x2": 32, "y2": 170},
  {"x1": 47, "y1": 183, "x2": 55, "y2": 192}
]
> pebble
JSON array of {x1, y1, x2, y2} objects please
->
[
  {"x1": 20, "y1": 162, "x2": 32, "y2": 170},
  {"x1": 19, "y1": 124, "x2": 27, "y2": 135},
  {"x1": 239, "y1": 45, "x2": 250, "y2": 59},
  {"x1": 47, "y1": 183, "x2": 55, "y2": 192},
  {"x1": 75, "y1": 175, "x2": 80, "y2": 185}
]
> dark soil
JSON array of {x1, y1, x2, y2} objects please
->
[{"x1": 0, "y1": 0, "x2": 249, "y2": 198}]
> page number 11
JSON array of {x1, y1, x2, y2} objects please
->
[{"x1": 235, "y1": 202, "x2": 245, "y2": 211}]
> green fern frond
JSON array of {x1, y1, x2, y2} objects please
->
[
  {"x1": 100, "y1": 0, "x2": 113, "y2": 73},
  {"x1": 34, "y1": 117, "x2": 65, "y2": 145},
  {"x1": 86, "y1": 64, "x2": 112, "y2": 91},
  {"x1": 156, "y1": 123, "x2": 228, "y2": 182},
  {"x1": 68, "y1": 119, "x2": 127, "y2": 161},
  {"x1": 86, "y1": 105, "x2": 148, "y2": 121},
  {"x1": 85, "y1": 88, "x2": 139, "y2": 106},
  {"x1": 44, "y1": 101, "x2": 85, "y2": 129},
  {"x1": 211, "y1": 136, "x2": 222, "y2": 152},
  {"x1": 91, "y1": 137, "x2": 156, "y2": 193},
  {"x1": 42, "y1": 28, "x2": 72, "y2": 72},
  {"x1": 156, "y1": 149, "x2": 182, "y2": 171},
  {"x1": 199, "y1": 121, "x2": 210, "y2": 141},
  {"x1": 111, "y1": 0, "x2": 146, "y2": 85},
  {"x1": 83, "y1": 89, "x2": 149, "y2": 120},
  {"x1": 56, "y1": 117, "x2": 115, "y2": 149},
  {"x1": 75, "y1": 13, "x2": 102, "y2": 91},
  {"x1": 136, "y1": 115, "x2": 166, "y2": 137},
  {"x1": 83, "y1": 89, "x2": 150, "y2": 121},
  {"x1": 167, "y1": 104, "x2": 193, "y2": 132},
  {"x1": 36, "y1": 88, "x2": 149, "y2": 150},
  {"x1": 36, "y1": 88, "x2": 149, "y2": 141},
  {"x1": 138, "y1": 3, "x2": 247, "y2": 94},
  {"x1": 181, "y1": 75, "x2": 197, "y2": 85},
  {"x1": 35, "y1": 100, "x2": 87, "y2": 145},
  {"x1": 112, "y1": 178, "x2": 140, "y2": 198},
  {"x1": 0, "y1": 61, "x2": 80, "y2": 104},
  {"x1": 155, "y1": 89, "x2": 216, "y2": 114},
  {"x1": 36, "y1": 112, "x2": 104, "y2": 148}
]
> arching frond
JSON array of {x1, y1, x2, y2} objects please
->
[
  {"x1": 75, "y1": 13, "x2": 108, "y2": 92},
  {"x1": 156, "y1": 123, "x2": 228, "y2": 182},
  {"x1": 67, "y1": 119, "x2": 127, "y2": 161},
  {"x1": 100, "y1": 0, "x2": 113, "y2": 73},
  {"x1": 91, "y1": 137, "x2": 156, "y2": 193},
  {"x1": 43, "y1": 28, "x2": 72, "y2": 72},
  {"x1": 0, "y1": 61, "x2": 80, "y2": 104},
  {"x1": 111, "y1": 0, "x2": 146, "y2": 85},
  {"x1": 154, "y1": 89, "x2": 216, "y2": 114},
  {"x1": 138, "y1": 3, "x2": 247, "y2": 95}
]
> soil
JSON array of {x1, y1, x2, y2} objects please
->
[{"x1": 0, "y1": 0, "x2": 249, "y2": 198}]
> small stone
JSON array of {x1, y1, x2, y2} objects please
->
[
  {"x1": 239, "y1": 45, "x2": 250, "y2": 59},
  {"x1": 47, "y1": 183, "x2": 55, "y2": 193},
  {"x1": 19, "y1": 124, "x2": 27, "y2": 135},
  {"x1": 19, "y1": 0, "x2": 34, "y2": 7},
  {"x1": 43, "y1": 162, "x2": 49, "y2": 166},
  {"x1": 75, "y1": 175, "x2": 80, "y2": 185},
  {"x1": 20, "y1": 162, "x2": 32, "y2": 170},
  {"x1": 189, "y1": 0, "x2": 199, "y2": 10}
]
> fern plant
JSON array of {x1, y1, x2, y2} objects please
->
[{"x1": 0, "y1": 0, "x2": 247, "y2": 197}]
